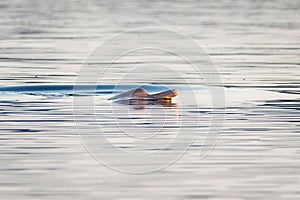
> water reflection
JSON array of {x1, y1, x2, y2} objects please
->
[{"x1": 113, "y1": 98, "x2": 178, "y2": 109}]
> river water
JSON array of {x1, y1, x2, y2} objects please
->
[{"x1": 0, "y1": 0, "x2": 300, "y2": 199}]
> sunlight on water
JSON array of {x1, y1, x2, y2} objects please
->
[{"x1": 0, "y1": 0, "x2": 300, "y2": 199}]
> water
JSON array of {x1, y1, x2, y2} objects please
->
[{"x1": 0, "y1": 0, "x2": 300, "y2": 199}]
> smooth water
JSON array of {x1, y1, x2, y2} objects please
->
[{"x1": 0, "y1": 0, "x2": 300, "y2": 199}]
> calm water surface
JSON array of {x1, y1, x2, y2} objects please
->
[{"x1": 0, "y1": 0, "x2": 300, "y2": 199}]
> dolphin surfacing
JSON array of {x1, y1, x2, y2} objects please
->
[{"x1": 109, "y1": 88, "x2": 178, "y2": 101}]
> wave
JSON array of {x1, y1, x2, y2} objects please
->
[{"x1": 0, "y1": 84, "x2": 204, "y2": 97}]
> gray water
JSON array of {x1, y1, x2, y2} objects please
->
[{"x1": 0, "y1": 0, "x2": 300, "y2": 199}]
